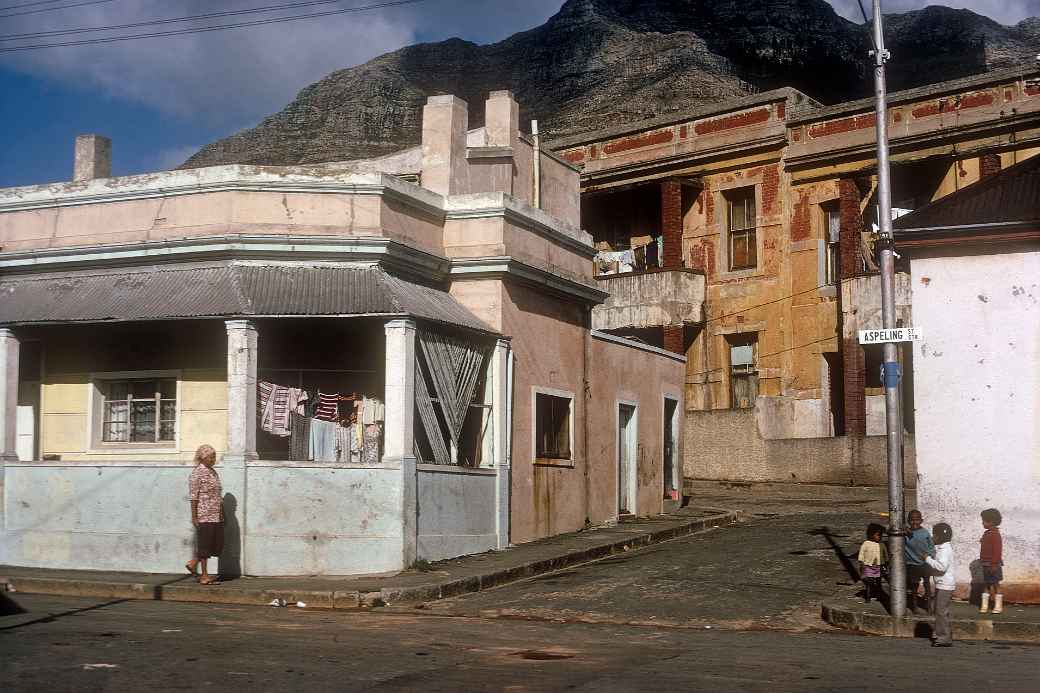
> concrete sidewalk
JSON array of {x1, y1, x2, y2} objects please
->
[
  {"x1": 823, "y1": 599, "x2": 1040, "y2": 643},
  {"x1": 1, "y1": 506, "x2": 736, "y2": 610}
]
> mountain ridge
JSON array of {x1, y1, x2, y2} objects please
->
[{"x1": 183, "y1": 0, "x2": 1038, "y2": 169}]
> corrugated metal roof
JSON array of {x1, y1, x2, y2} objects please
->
[
  {"x1": 0, "y1": 264, "x2": 494, "y2": 333},
  {"x1": 893, "y1": 155, "x2": 1040, "y2": 232}
]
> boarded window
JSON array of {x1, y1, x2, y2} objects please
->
[
  {"x1": 536, "y1": 393, "x2": 571, "y2": 460},
  {"x1": 102, "y1": 379, "x2": 176, "y2": 443},
  {"x1": 729, "y1": 336, "x2": 758, "y2": 409},
  {"x1": 727, "y1": 188, "x2": 757, "y2": 271}
]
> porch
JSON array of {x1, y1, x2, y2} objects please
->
[{"x1": 0, "y1": 264, "x2": 513, "y2": 576}]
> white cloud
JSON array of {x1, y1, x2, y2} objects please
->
[
  {"x1": 151, "y1": 144, "x2": 202, "y2": 172},
  {"x1": 826, "y1": 0, "x2": 1040, "y2": 25},
  {"x1": 0, "y1": 1, "x2": 419, "y2": 128}
]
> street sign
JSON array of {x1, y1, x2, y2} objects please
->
[{"x1": 858, "y1": 327, "x2": 923, "y2": 345}]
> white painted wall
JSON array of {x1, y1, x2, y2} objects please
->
[
  {"x1": 910, "y1": 248, "x2": 1040, "y2": 599},
  {"x1": 416, "y1": 464, "x2": 497, "y2": 562}
]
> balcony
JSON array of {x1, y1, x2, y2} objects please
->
[{"x1": 591, "y1": 268, "x2": 706, "y2": 331}]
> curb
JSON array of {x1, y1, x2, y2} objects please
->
[
  {"x1": 1, "y1": 510, "x2": 737, "y2": 610},
  {"x1": 821, "y1": 603, "x2": 1040, "y2": 643}
]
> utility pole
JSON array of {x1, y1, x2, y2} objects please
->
[{"x1": 869, "y1": 0, "x2": 907, "y2": 618}]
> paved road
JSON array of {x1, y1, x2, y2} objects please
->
[
  {"x1": 423, "y1": 509, "x2": 877, "y2": 630},
  {"x1": 2, "y1": 593, "x2": 1037, "y2": 692}
]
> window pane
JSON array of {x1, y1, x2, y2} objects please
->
[
  {"x1": 160, "y1": 400, "x2": 176, "y2": 421},
  {"x1": 131, "y1": 380, "x2": 157, "y2": 399},
  {"x1": 103, "y1": 422, "x2": 128, "y2": 442},
  {"x1": 130, "y1": 401, "x2": 156, "y2": 442},
  {"x1": 105, "y1": 400, "x2": 129, "y2": 423},
  {"x1": 827, "y1": 208, "x2": 841, "y2": 243},
  {"x1": 159, "y1": 421, "x2": 176, "y2": 442},
  {"x1": 746, "y1": 229, "x2": 757, "y2": 267},
  {"x1": 729, "y1": 198, "x2": 745, "y2": 231},
  {"x1": 731, "y1": 230, "x2": 750, "y2": 269},
  {"x1": 730, "y1": 344, "x2": 755, "y2": 367}
]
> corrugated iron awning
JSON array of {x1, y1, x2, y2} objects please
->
[{"x1": 0, "y1": 264, "x2": 494, "y2": 333}]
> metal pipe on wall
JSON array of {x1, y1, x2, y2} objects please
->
[{"x1": 531, "y1": 120, "x2": 541, "y2": 209}]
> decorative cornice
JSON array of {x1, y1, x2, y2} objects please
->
[
  {"x1": 0, "y1": 169, "x2": 445, "y2": 221},
  {"x1": 445, "y1": 193, "x2": 595, "y2": 258},
  {"x1": 449, "y1": 256, "x2": 608, "y2": 304},
  {"x1": 0, "y1": 234, "x2": 451, "y2": 281}
]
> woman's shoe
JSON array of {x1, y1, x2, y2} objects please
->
[
  {"x1": 992, "y1": 594, "x2": 1003, "y2": 614},
  {"x1": 979, "y1": 593, "x2": 990, "y2": 614}
]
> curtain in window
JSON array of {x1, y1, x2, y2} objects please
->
[{"x1": 414, "y1": 330, "x2": 490, "y2": 465}]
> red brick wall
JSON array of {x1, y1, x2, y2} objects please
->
[
  {"x1": 694, "y1": 108, "x2": 770, "y2": 136},
  {"x1": 838, "y1": 177, "x2": 867, "y2": 278},
  {"x1": 842, "y1": 338, "x2": 867, "y2": 436},
  {"x1": 662, "y1": 325, "x2": 684, "y2": 355},
  {"x1": 809, "y1": 113, "x2": 876, "y2": 139},
  {"x1": 790, "y1": 190, "x2": 812, "y2": 242},
  {"x1": 660, "y1": 181, "x2": 683, "y2": 269},
  {"x1": 602, "y1": 129, "x2": 673, "y2": 155},
  {"x1": 979, "y1": 152, "x2": 1001, "y2": 179}
]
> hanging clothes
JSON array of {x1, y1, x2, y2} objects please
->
[
  {"x1": 361, "y1": 396, "x2": 384, "y2": 424},
  {"x1": 258, "y1": 381, "x2": 308, "y2": 437},
  {"x1": 334, "y1": 424, "x2": 354, "y2": 463},
  {"x1": 309, "y1": 417, "x2": 338, "y2": 462},
  {"x1": 313, "y1": 392, "x2": 340, "y2": 422},
  {"x1": 289, "y1": 412, "x2": 311, "y2": 461},
  {"x1": 645, "y1": 238, "x2": 659, "y2": 268},
  {"x1": 362, "y1": 423, "x2": 381, "y2": 465}
]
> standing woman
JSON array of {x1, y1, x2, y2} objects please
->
[{"x1": 186, "y1": 444, "x2": 223, "y2": 585}]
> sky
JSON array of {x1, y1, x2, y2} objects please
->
[{"x1": 1, "y1": 0, "x2": 1038, "y2": 188}]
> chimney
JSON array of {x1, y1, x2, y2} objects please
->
[
  {"x1": 421, "y1": 95, "x2": 468, "y2": 196},
  {"x1": 73, "y1": 134, "x2": 111, "y2": 181},
  {"x1": 485, "y1": 90, "x2": 519, "y2": 149}
]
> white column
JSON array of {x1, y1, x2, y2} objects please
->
[
  {"x1": 384, "y1": 318, "x2": 417, "y2": 566},
  {"x1": 491, "y1": 338, "x2": 512, "y2": 549},
  {"x1": 224, "y1": 320, "x2": 258, "y2": 464},
  {"x1": 0, "y1": 328, "x2": 19, "y2": 463}
]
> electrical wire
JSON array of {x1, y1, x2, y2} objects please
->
[
  {"x1": 0, "y1": 0, "x2": 430, "y2": 51},
  {"x1": 0, "y1": 0, "x2": 67, "y2": 12},
  {"x1": 0, "y1": 0, "x2": 117, "y2": 20},
  {"x1": 0, "y1": 0, "x2": 384, "y2": 41}
]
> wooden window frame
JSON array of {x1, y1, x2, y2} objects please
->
[
  {"x1": 728, "y1": 335, "x2": 759, "y2": 410},
  {"x1": 726, "y1": 188, "x2": 757, "y2": 271},
  {"x1": 535, "y1": 391, "x2": 572, "y2": 462},
  {"x1": 100, "y1": 378, "x2": 177, "y2": 444}
]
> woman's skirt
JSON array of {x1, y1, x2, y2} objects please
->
[{"x1": 195, "y1": 522, "x2": 224, "y2": 559}]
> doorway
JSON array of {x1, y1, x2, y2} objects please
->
[
  {"x1": 618, "y1": 403, "x2": 637, "y2": 516},
  {"x1": 663, "y1": 397, "x2": 679, "y2": 501}
]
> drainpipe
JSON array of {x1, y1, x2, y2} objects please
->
[
  {"x1": 582, "y1": 310, "x2": 592, "y2": 527},
  {"x1": 531, "y1": 120, "x2": 541, "y2": 209}
]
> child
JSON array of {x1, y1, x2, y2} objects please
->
[
  {"x1": 979, "y1": 508, "x2": 1004, "y2": 614},
  {"x1": 858, "y1": 523, "x2": 888, "y2": 603},
  {"x1": 924, "y1": 523, "x2": 955, "y2": 647},
  {"x1": 904, "y1": 509, "x2": 936, "y2": 613}
]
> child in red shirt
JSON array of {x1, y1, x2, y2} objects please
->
[{"x1": 979, "y1": 508, "x2": 1004, "y2": 614}]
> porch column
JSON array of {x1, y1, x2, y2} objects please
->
[
  {"x1": 384, "y1": 318, "x2": 417, "y2": 567},
  {"x1": 224, "y1": 320, "x2": 258, "y2": 464},
  {"x1": 223, "y1": 320, "x2": 257, "y2": 576},
  {"x1": 0, "y1": 329, "x2": 19, "y2": 539},
  {"x1": 660, "y1": 180, "x2": 683, "y2": 269},
  {"x1": 491, "y1": 338, "x2": 512, "y2": 549}
]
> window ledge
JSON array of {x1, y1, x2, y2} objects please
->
[{"x1": 534, "y1": 458, "x2": 575, "y2": 469}]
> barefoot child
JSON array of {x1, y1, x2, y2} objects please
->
[
  {"x1": 979, "y1": 508, "x2": 1003, "y2": 614},
  {"x1": 925, "y1": 523, "x2": 955, "y2": 647},
  {"x1": 858, "y1": 523, "x2": 888, "y2": 603}
]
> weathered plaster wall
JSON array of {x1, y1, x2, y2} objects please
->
[
  {"x1": 416, "y1": 465, "x2": 497, "y2": 562},
  {"x1": 0, "y1": 460, "x2": 409, "y2": 576},
  {"x1": 910, "y1": 248, "x2": 1040, "y2": 602},
  {"x1": 684, "y1": 408, "x2": 916, "y2": 486},
  {"x1": 587, "y1": 334, "x2": 686, "y2": 522}
]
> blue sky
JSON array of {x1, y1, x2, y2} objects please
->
[{"x1": 1, "y1": 0, "x2": 1037, "y2": 189}]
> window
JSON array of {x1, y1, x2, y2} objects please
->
[
  {"x1": 536, "y1": 393, "x2": 571, "y2": 460},
  {"x1": 101, "y1": 379, "x2": 176, "y2": 443},
  {"x1": 824, "y1": 204, "x2": 841, "y2": 285},
  {"x1": 729, "y1": 335, "x2": 758, "y2": 409},
  {"x1": 726, "y1": 188, "x2": 757, "y2": 271}
]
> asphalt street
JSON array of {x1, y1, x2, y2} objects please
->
[{"x1": 4, "y1": 498, "x2": 1037, "y2": 692}]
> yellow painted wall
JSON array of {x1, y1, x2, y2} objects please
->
[{"x1": 39, "y1": 369, "x2": 227, "y2": 461}]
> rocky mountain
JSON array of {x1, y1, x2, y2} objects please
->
[{"x1": 183, "y1": 0, "x2": 1038, "y2": 168}]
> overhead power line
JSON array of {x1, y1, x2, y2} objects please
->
[
  {"x1": 0, "y1": 0, "x2": 117, "y2": 20},
  {"x1": 0, "y1": 0, "x2": 430, "y2": 52},
  {"x1": 0, "y1": 1, "x2": 66, "y2": 12},
  {"x1": 0, "y1": 0, "x2": 379, "y2": 41}
]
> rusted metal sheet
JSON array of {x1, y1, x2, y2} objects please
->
[{"x1": 0, "y1": 264, "x2": 494, "y2": 333}]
